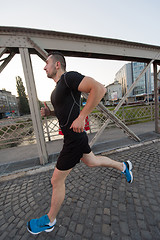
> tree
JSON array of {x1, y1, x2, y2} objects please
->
[{"x1": 16, "y1": 76, "x2": 30, "y2": 115}]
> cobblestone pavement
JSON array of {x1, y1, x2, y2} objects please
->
[{"x1": 0, "y1": 142, "x2": 160, "y2": 240}]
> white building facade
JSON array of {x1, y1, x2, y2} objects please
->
[
  {"x1": 104, "y1": 81, "x2": 122, "y2": 104},
  {"x1": 115, "y1": 62, "x2": 152, "y2": 99}
]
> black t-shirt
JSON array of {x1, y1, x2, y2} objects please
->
[{"x1": 51, "y1": 71, "x2": 85, "y2": 137}]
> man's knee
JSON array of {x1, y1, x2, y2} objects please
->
[
  {"x1": 81, "y1": 153, "x2": 98, "y2": 168},
  {"x1": 50, "y1": 174, "x2": 54, "y2": 186},
  {"x1": 51, "y1": 173, "x2": 63, "y2": 187},
  {"x1": 83, "y1": 160, "x2": 96, "y2": 168},
  {"x1": 51, "y1": 176, "x2": 64, "y2": 189},
  {"x1": 51, "y1": 167, "x2": 72, "y2": 186}
]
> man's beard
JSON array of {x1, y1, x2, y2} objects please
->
[{"x1": 47, "y1": 69, "x2": 57, "y2": 79}]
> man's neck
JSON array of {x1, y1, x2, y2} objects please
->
[{"x1": 53, "y1": 70, "x2": 65, "y2": 83}]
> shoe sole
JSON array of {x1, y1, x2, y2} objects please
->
[
  {"x1": 127, "y1": 160, "x2": 132, "y2": 171},
  {"x1": 27, "y1": 226, "x2": 55, "y2": 235},
  {"x1": 45, "y1": 226, "x2": 55, "y2": 232},
  {"x1": 126, "y1": 160, "x2": 133, "y2": 183}
]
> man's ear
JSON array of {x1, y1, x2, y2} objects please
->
[{"x1": 56, "y1": 61, "x2": 60, "y2": 69}]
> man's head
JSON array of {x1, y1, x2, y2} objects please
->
[
  {"x1": 48, "y1": 52, "x2": 66, "y2": 71},
  {"x1": 44, "y1": 51, "x2": 66, "y2": 79}
]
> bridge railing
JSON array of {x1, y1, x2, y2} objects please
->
[{"x1": 0, "y1": 103, "x2": 156, "y2": 149}]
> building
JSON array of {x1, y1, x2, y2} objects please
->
[
  {"x1": 0, "y1": 89, "x2": 19, "y2": 119},
  {"x1": 115, "y1": 62, "x2": 152, "y2": 101},
  {"x1": 104, "y1": 81, "x2": 122, "y2": 105}
]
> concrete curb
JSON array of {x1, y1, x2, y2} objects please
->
[
  {"x1": 100, "y1": 138, "x2": 160, "y2": 155},
  {"x1": 0, "y1": 162, "x2": 56, "y2": 182}
]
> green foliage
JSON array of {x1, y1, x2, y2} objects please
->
[{"x1": 16, "y1": 76, "x2": 30, "y2": 115}]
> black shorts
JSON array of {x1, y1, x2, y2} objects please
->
[{"x1": 56, "y1": 132, "x2": 91, "y2": 171}]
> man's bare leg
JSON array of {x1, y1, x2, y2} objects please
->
[
  {"x1": 81, "y1": 151, "x2": 133, "y2": 183},
  {"x1": 81, "y1": 151, "x2": 123, "y2": 171},
  {"x1": 47, "y1": 167, "x2": 72, "y2": 222}
]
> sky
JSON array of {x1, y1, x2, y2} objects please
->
[{"x1": 0, "y1": 0, "x2": 160, "y2": 101}]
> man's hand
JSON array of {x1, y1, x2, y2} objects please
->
[
  {"x1": 70, "y1": 115, "x2": 85, "y2": 133},
  {"x1": 40, "y1": 102, "x2": 51, "y2": 117}
]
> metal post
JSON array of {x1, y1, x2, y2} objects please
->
[
  {"x1": 27, "y1": 37, "x2": 48, "y2": 61},
  {"x1": 147, "y1": 66, "x2": 150, "y2": 104},
  {"x1": 0, "y1": 52, "x2": 15, "y2": 73},
  {"x1": 153, "y1": 62, "x2": 160, "y2": 133},
  {"x1": 151, "y1": 103, "x2": 153, "y2": 121},
  {"x1": 0, "y1": 48, "x2": 7, "y2": 58},
  {"x1": 19, "y1": 47, "x2": 48, "y2": 165},
  {"x1": 44, "y1": 117, "x2": 51, "y2": 141}
]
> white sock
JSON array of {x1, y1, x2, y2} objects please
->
[
  {"x1": 49, "y1": 218, "x2": 56, "y2": 226},
  {"x1": 122, "y1": 162, "x2": 126, "y2": 172}
]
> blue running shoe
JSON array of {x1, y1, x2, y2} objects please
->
[
  {"x1": 27, "y1": 215, "x2": 56, "y2": 235},
  {"x1": 122, "y1": 160, "x2": 133, "y2": 183}
]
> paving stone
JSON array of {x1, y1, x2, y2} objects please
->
[
  {"x1": 0, "y1": 231, "x2": 8, "y2": 240},
  {"x1": 0, "y1": 218, "x2": 5, "y2": 226},
  {"x1": 69, "y1": 221, "x2": 76, "y2": 232},
  {"x1": 0, "y1": 222, "x2": 8, "y2": 231},
  {"x1": 119, "y1": 221, "x2": 130, "y2": 235},
  {"x1": 64, "y1": 231, "x2": 75, "y2": 239},
  {"x1": 17, "y1": 219, "x2": 25, "y2": 228},
  {"x1": 5, "y1": 211, "x2": 13, "y2": 220},
  {"x1": 8, "y1": 227, "x2": 18, "y2": 238},
  {"x1": 102, "y1": 223, "x2": 111, "y2": 236},
  {"x1": 57, "y1": 225, "x2": 67, "y2": 237},
  {"x1": 76, "y1": 223, "x2": 83, "y2": 234},
  {"x1": 94, "y1": 215, "x2": 102, "y2": 223},
  {"x1": 8, "y1": 215, "x2": 15, "y2": 223},
  {"x1": 13, "y1": 235, "x2": 22, "y2": 240},
  {"x1": 92, "y1": 224, "x2": 101, "y2": 233},
  {"x1": 18, "y1": 225, "x2": 27, "y2": 235},
  {"x1": 103, "y1": 208, "x2": 110, "y2": 215},
  {"x1": 92, "y1": 233, "x2": 103, "y2": 240},
  {"x1": 141, "y1": 230, "x2": 153, "y2": 240},
  {"x1": 111, "y1": 222, "x2": 120, "y2": 235},
  {"x1": 83, "y1": 228, "x2": 92, "y2": 238},
  {"x1": 137, "y1": 219, "x2": 147, "y2": 230}
]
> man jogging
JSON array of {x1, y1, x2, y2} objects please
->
[{"x1": 27, "y1": 52, "x2": 133, "y2": 235}]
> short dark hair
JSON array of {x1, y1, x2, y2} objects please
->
[{"x1": 48, "y1": 51, "x2": 66, "y2": 71}]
